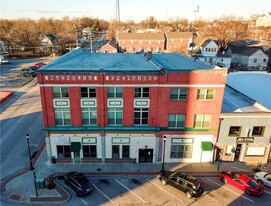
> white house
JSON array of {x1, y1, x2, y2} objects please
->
[
  {"x1": 192, "y1": 39, "x2": 231, "y2": 68},
  {"x1": 256, "y1": 12, "x2": 271, "y2": 27},
  {"x1": 227, "y1": 44, "x2": 269, "y2": 70}
]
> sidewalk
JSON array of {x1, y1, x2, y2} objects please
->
[{"x1": 1, "y1": 144, "x2": 270, "y2": 205}]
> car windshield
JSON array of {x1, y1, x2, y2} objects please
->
[{"x1": 248, "y1": 179, "x2": 259, "y2": 188}]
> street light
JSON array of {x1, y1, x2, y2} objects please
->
[
  {"x1": 161, "y1": 136, "x2": 167, "y2": 173},
  {"x1": 25, "y1": 134, "x2": 34, "y2": 170}
]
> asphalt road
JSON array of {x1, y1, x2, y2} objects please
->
[{"x1": 0, "y1": 58, "x2": 47, "y2": 180}]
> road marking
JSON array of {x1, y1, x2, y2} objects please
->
[
  {"x1": 230, "y1": 166, "x2": 248, "y2": 172},
  {"x1": 264, "y1": 190, "x2": 271, "y2": 195},
  {"x1": 207, "y1": 178, "x2": 254, "y2": 203},
  {"x1": 92, "y1": 183, "x2": 114, "y2": 203},
  {"x1": 79, "y1": 198, "x2": 87, "y2": 205},
  {"x1": 147, "y1": 179, "x2": 184, "y2": 203},
  {"x1": 204, "y1": 192, "x2": 220, "y2": 203},
  {"x1": 114, "y1": 179, "x2": 146, "y2": 203}
]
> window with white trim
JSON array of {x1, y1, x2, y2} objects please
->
[
  {"x1": 53, "y1": 87, "x2": 69, "y2": 98},
  {"x1": 194, "y1": 114, "x2": 211, "y2": 128},
  {"x1": 55, "y1": 108, "x2": 70, "y2": 126},
  {"x1": 134, "y1": 108, "x2": 149, "y2": 125},
  {"x1": 81, "y1": 87, "x2": 96, "y2": 98},
  {"x1": 108, "y1": 107, "x2": 123, "y2": 125},
  {"x1": 168, "y1": 114, "x2": 185, "y2": 128},
  {"x1": 134, "y1": 87, "x2": 149, "y2": 98},
  {"x1": 197, "y1": 89, "x2": 214, "y2": 100},
  {"x1": 170, "y1": 89, "x2": 188, "y2": 100},
  {"x1": 82, "y1": 107, "x2": 97, "y2": 125}
]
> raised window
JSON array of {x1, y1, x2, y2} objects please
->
[
  {"x1": 194, "y1": 114, "x2": 211, "y2": 128},
  {"x1": 135, "y1": 87, "x2": 149, "y2": 98},
  {"x1": 55, "y1": 108, "x2": 70, "y2": 126},
  {"x1": 170, "y1": 89, "x2": 188, "y2": 100},
  {"x1": 57, "y1": 145, "x2": 71, "y2": 158},
  {"x1": 81, "y1": 87, "x2": 96, "y2": 98},
  {"x1": 134, "y1": 108, "x2": 149, "y2": 125},
  {"x1": 170, "y1": 145, "x2": 192, "y2": 158},
  {"x1": 228, "y1": 126, "x2": 241, "y2": 136},
  {"x1": 108, "y1": 87, "x2": 123, "y2": 98},
  {"x1": 83, "y1": 145, "x2": 97, "y2": 158},
  {"x1": 53, "y1": 87, "x2": 69, "y2": 98},
  {"x1": 108, "y1": 108, "x2": 123, "y2": 125},
  {"x1": 168, "y1": 114, "x2": 185, "y2": 128},
  {"x1": 197, "y1": 89, "x2": 214, "y2": 100},
  {"x1": 82, "y1": 107, "x2": 97, "y2": 125},
  {"x1": 252, "y1": 126, "x2": 265, "y2": 136}
]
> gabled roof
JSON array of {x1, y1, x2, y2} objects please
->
[
  {"x1": 228, "y1": 44, "x2": 265, "y2": 56},
  {"x1": 201, "y1": 39, "x2": 218, "y2": 47},
  {"x1": 118, "y1": 32, "x2": 165, "y2": 40},
  {"x1": 42, "y1": 34, "x2": 57, "y2": 41},
  {"x1": 165, "y1": 32, "x2": 192, "y2": 38}
]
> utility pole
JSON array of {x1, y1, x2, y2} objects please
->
[{"x1": 115, "y1": 0, "x2": 120, "y2": 22}]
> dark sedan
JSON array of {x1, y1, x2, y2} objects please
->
[
  {"x1": 159, "y1": 171, "x2": 204, "y2": 199},
  {"x1": 64, "y1": 171, "x2": 93, "y2": 197}
]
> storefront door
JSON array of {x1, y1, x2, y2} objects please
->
[
  {"x1": 234, "y1": 144, "x2": 242, "y2": 161},
  {"x1": 139, "y1": 149, "x2": 153, "y2": 162}
]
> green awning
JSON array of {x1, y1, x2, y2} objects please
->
[
  {"x1": 71, "y1": 142, "x2": 81, "y2": 152},
  {"x1": 201, "y1": 142, "x2": 213, "y2": 151}
]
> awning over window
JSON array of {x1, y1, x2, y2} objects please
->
[
  {"x1": 70, "y1": 142, "x2": 81, "y2": 152},
  {"x1": 201, "y1": 142, "x2": 213, "y2": 151}
]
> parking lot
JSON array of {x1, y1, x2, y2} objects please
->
[{"x1": 61, "y1": 175, "x2": 271, "y2": 206}]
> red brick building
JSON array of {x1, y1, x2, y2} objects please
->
[
  {"x1": 117, "y1": 32, "x2": 165, "y2": 53},
  {"x1": 165, "y1": 32, "x2": 193, "y2": 52},
  {"x1": 37, "y1": 49, "x2": 227, "y2": 164}
]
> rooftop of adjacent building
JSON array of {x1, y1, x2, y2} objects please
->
[
  {"x1": 38, "y1": 48, "x2": 217, "y2": 73},
  {"x1": 223, "y1": 72, "x2": 271, "y2": 111}
]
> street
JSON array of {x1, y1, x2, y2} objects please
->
[{"x1": 0, "y1": 58, "x2": 47, "y2": 179}]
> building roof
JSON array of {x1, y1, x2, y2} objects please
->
[
  {"x1": 118, "y1": 32, "x2": 165, "y2": 40},
  {"x1": 226, "y1": 72, "x2": 271, "y2": 110},
  {"x1": 38, "y1": 48, "x2": 215, "y2": 74},
  {"x1": 165, "y1": 32, "x2": 192, "y2": 38},
  {"x1": 228, "y1": 44, "x2": 265, "y2": 56},
  {"x1": 222, "y1": 85, "x2": 270, "y2": 113}
]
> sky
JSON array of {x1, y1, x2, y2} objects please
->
[{"x1": 1, "y1": 0, "x2": 270, "y2": 22}]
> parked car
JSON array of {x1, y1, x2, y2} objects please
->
[
  {"x1": 254, "y1": 172, "x2": 271, "y2": 187},
  {"x1": 21, "y1": 70, "x2": 37, "y2": 77},
  {"x1": 34, "y1": 62, "x2": 46, "y2": 67},
  {"x1": 64, "y1": 171, "x2": 93, "y2": 196},
  {"x1": 0, "y1": 55, "x2": 10, "y2": 64},
  {"x1": 220, "y1": 171, "x2": 264, "y2": 196},
  {"x1": 159, "y1": 171, "x2": 204, "y2": 199}
]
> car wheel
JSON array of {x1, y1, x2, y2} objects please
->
[
  {"x1": 221, "y1": 178, "x2": 227, "y2": 184},
  {"x1": 257, "y1": 179, "x2": 264, "y2": 185},
  {"x1": 161, "y1": 179, "x2": 167, "y2": 186},
  {"x1": 186, "y1": 192, "x2": 192, "y2": 199},
  {"x1": 245, "y1": 189, "x2": 252, "y2": 196}
]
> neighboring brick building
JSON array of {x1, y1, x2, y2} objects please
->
[
  {"x1": 37, "y1": 48, "x2": 227, "y2": 164},
  {"x1": 98, "y1": 41, "x2": 118, "y2": 53},
  {"x1": 165, "y1": 32, "x2": 193, "y2": 52},
  {"x1": 117, "y1": 32, "x2": 165, "y2": 53}
]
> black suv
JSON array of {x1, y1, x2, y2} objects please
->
[
  {"x1": 159, "y1": 171, "x2": 204, "y2": 199},
  {"x1": 64, "y1": 171, "x2": 93, "y2": 196}
]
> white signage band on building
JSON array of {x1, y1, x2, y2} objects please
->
[{"x1": 40, "y1": 83, "x2": 225, "y2": 88}]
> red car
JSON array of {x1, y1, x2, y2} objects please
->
[
  {"x1": 34, "y1": 62, "x2": 46, "y2": 67},
  {"x1": 219, "y1": 171, "x2": 264, "y2": 196}
]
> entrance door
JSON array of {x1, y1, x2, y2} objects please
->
[
  {"x1": 139, "y1": 149, "x2": 153, "y2": 162},
  {"x1": 234, "y1": 144, "x2": 242, "y2": 161},
  {"x1": 74, "y1": 152, "x2": 80, "y2": 163}
]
